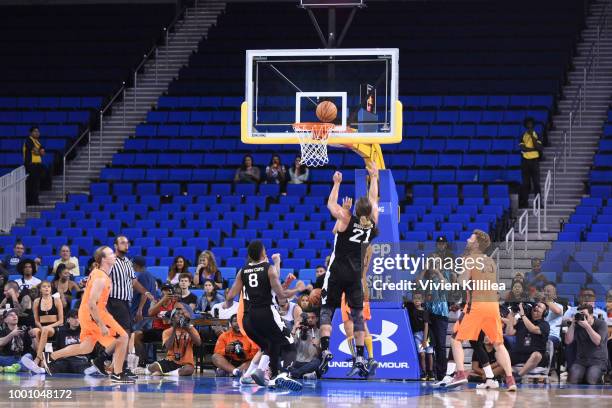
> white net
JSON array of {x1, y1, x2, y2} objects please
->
[{"x1": 293, "y1": 123, "x2": 335, "y2": 167}]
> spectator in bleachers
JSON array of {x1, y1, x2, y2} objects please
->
[
  {"x1": 289, "y1": 156, "x2": 309, "y2": 185},
  {"x1": 0, "y1": 308, "x2": 40, "y2": 373},
  {"x1": 15, "y1": 259, "x2": 41, "y2": 290},
  {"x1": 147, "y1": 302, "x2": 201, "y2": 377},
  {"x1": 177, "y1": 273, "x2": 197, "y2": 310},
  {"x1": 212, "y1": 314, "x2": 258, "y2": 377},
  {"x1": 524, "y1": 258, "x2": 548, "y2": 293},
  {"x1": 265, "y1": 154, "x2": 287, "y2": 191},
  {"x1": 0, "y1": 241, "x2": 29, "y2": 276},
  {"x1": 540, "y1": 282, "x2": 564, "y2": 347},
  {"x1": 518, "y1": 117, "x2": 543, "y2": 209},
  {"x1": 298, "y1": 293, "x2": 311, "y2": 311},
  {"x1": 23, "y1": 126, "x2": 46, "y2": 206},
  {"x1": 278, "y1": 296, "x2": 303, "y2": 333},
  {"x1": 234, "y1": 154, "x2": 261, "y2": 184},
  {"x1": 167, "y1": 256, "x2": 190, "y2": 285},
  {"x1": 194, "y1": 251, "x2": 222, "y2": 289},
  {"x1": 210, "y1": 288, "x2": 239, "y2": 320},
  {"x1": 197, "y1": 279, "x2": 224, "y2": 314},
  {"x1": 52, "y1": 245, "x2": 80, "y2": 277},
  {"x1": 505, "y1": 280, "x2": 529, "y2": 303},
  {"x1": 51, "y1": 264, "x2": 82, "y2": 312},
  {"x1": 289, "y1": 310, "x2": 321, "y2": 380},
  {"x1": 31, "y1": 281, "x2": 64, "y2": 366},
  {"x1": 0, "y1": 281, "x2": 35, "y2": 329},
  {"x1": 133, "y1": 283, "x2": 176, "y2": 366},
  {"x1": 131, "y1": 256, "x2": 156, "y2": 331},
  {"x1": 565, "y1": 304, "x2": 609, "y2": 385},
  {"x1": 47, "y1": 309, "x2": 89, "y2": 374}
]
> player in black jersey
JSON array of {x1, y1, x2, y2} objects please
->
[
  {"x1": 226, "y1": 240, "x2": 305, "y2": 391},
  {"x1": 319, "y1": 163, "x2": 379, "y2": 377}
]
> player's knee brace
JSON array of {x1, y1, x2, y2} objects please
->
[
  {"x1": 320, "y1": 305, "x2": 335, "y2": 326},
  {"x1": 350, "y1": 308, "x2": 365, "y2": 332},
  {"x1": 469, "y1": 340, "x2": 490, "y2": 366}
]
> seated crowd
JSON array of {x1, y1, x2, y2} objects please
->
[{"x1": 0, "y1": 236, "x2": 609, "y2": 384}]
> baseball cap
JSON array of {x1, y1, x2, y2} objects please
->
[
  {"x1": 132, "y1": 256, "x2": 146, "y2": 268},
  {"x1": 436, "y1": 235, "x2": 448, "y2": 243},
  {"x1": 161, "y1": 283, "x2": 174, "y2": 291},
  {"x1": 2, "y1": 308, "x2": 18, "y2": 319}
]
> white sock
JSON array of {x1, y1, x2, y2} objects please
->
[
  {"x1": 245, "y1": 359, "x2": 258, "y2": 377},
  {"x1": 166, "y1": 368, "x2": 180, "y2": 377},
  {"x1": 483, "y1": 365, "x2": 494, "y2": 379},
  {"x1": 446, "y1": 362, "x2": 456, "y2": 376},
  {"x1": 258, "y1": 355, "x2": 270, "y2": 371}
]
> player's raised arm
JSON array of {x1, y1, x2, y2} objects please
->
[
  {"x1": 268, "y1": 259, "x2": 305, "y2": 301},
  {"x1": 226, "y1": 270, "x2": 244, "y2": 300},
  {"x1": 327, "y1": 171, "x2": 351, "y2": 224},
  {"x1": 332, "y1": 197, "x2": 353, "y2": 234},
  {"x1": 366, "y1": 162, "x2": 379, "y2": 224}
]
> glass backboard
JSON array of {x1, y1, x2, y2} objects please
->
[{"x1": 241, "y1": 48, "x2": 402, "y2": 145}]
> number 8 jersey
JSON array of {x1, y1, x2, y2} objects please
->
[
  {"x1": 329, "y1": 215, "x2": 377, "y2": 278},
  {"x1": 239, "y1": 261, "x2": 273, "y2": 309}
]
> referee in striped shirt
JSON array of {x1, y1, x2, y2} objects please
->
[{"x1": 108, "y1": 236, "x2": 155, "y2": 362}]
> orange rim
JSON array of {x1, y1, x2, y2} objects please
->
[{"x1": 292, "y1": 122, "x2": 336, "y2": 140}]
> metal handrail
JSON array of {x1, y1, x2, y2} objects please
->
[
  {"x1": 533, "y1": 193, "x2": 541, "y2": 239},
  {"x1": 518, "y1": 209, "x2": 529, "y2": 253},
  {"x1": 57, "y1": 1, "x2": 195, "y2": 204},
  {"x1": 505, "y1": 228, "x2": 515, "y2": 276},
  {"x1": 544, "y1": 170, "x2": 551, "y2": 232},
  {"x1": 490, "y1": 246, "x2": 500, "y2": 270},
  {"x1": 62, "y1": 127, "x2": 91, "y2": 199}
]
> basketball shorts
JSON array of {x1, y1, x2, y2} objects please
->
[
  {"x1": 242, "y1": 305, "x2": 293, "y2": 353},
  {"x1": 341, "y1": 295, "x2": 371, "y2": 323},
  {"x1": 321, "y1": 265, "x2": 363, "y2": 310},
  {"x1": 79, "y1": 309, "x2": 127, "y2": 348},
  {"x1": 454, "y1": 302, "x2": 503, "y2": 344},
  {"x1": 107, "y1": 298, "x2": 132, "y2": 334},
  {"x1": 156, "y1": 359, "x2": 188, "y2": 374}
]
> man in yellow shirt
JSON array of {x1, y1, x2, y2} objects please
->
[
  {"x1": 519, "y1": 118, "x2": 542, "y2": 208},
  {"x1": 22, "y1": 126, "x2": 45, "y2": 205}
]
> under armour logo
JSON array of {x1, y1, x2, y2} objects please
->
[{"x1": 338, "y1": 320, "x2": 398, "y2": 356}]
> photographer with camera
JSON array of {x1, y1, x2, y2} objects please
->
[
  {"x1": 133, "y1": 283, "x2": 177, "y2": 367},
  {"x1": 565, "y1": 304, "x2": 608, "y2": 385},
  {"x1": 213, "y1": 314, "x2": 259, "y2": 377},
  {"x1": 288, "y1": 311, "x2": 321, "y2": 380},
  {"x1": 147, "y1": 302, "x2": 200, "y2": 376},
  {"x1": 505, "y1": 302, "x2": 550, "y2": 380}
]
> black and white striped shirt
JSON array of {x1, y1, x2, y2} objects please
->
[{"x1": 110, "y1": 256, "x2": 136, "y2": 302}]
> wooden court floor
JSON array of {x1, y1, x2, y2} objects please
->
[{"x1": 1, "y1": 373, "x2": 612, "y2": 407}]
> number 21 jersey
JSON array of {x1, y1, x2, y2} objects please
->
[{"x1": 329, "y1": 215, "x2": 377, "y2": 278}]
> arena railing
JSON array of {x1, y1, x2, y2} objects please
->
[
  {"x1": 62, "y1": 127, "x2": 92, "y2": 199},
  {"x1": 0, "y1": 166, "x2": 27, "y2": 233},
  {"x1": 62, "y1": 1, "x2": 196, "y2": 201},
  {"x1": 505, "y1": 227, "x2": 515, "y2": 276},
  {"x1": 518, "y1": 209, "x2": 529, "y2": 253},
  {"x1": 568, "y1": 1, "x2": 609, "y2": 154},
  {"x1": 533, "y1": 193, "x2": 541, "y2": 239},
  {"x1": 543, "y1": 170, "x2": 551, "y2": 232}
]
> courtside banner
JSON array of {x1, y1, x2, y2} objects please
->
[{"x1": 323, "y1": 308, "x2": 420, "y2": 379}]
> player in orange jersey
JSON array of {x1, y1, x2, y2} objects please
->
[{"x1": 46, "y1": 246, "x2": 132, "y2": 383}]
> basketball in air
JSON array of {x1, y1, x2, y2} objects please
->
[
  {"x1": 309, "y1": 288, "x2": 322, "y2": 307},
  {"x1": 316, "y1": 101, "x2": 337, "y2": 123}
]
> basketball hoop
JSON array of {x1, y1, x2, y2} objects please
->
[{"x1": 292, "y1": 122, "x2": 336, "y2": 167}]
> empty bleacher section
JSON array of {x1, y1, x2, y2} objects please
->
[
  {"x1": 548, "y1": 106, "x2": 612, "y2": 301},
  {"x1": 0, "y1": 4, "x2": 175, "y2": 176},
  {"x1": 0, "y1": 1, "x2": 586, "y2": 285}
]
